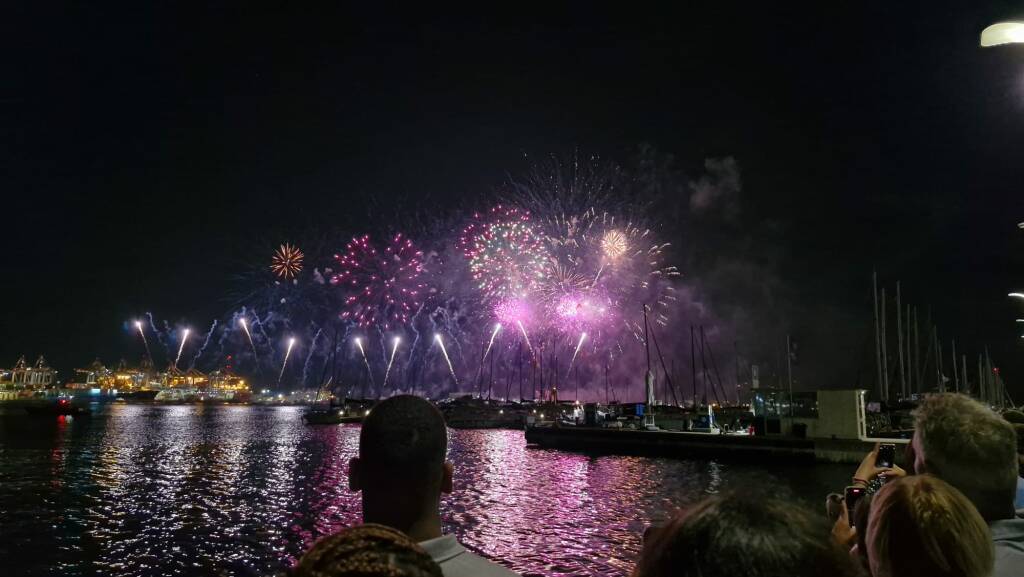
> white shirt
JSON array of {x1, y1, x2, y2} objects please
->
[{"x1": 418, "y1": 534, "x2": 520, "y2": 577}]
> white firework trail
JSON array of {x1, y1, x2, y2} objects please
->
[
  {"x1": 239, "y1": 317, "x2": 258, "y2": 358},
  {"x1": 354, "y1": 337, "x2": 376, "y2": 390},
  {"x1": 301, "y1": 328, "x2": 323, "y2": 387},
  {"x1": 278, "y1": 337, "x2": 296, "y2": 385},
  {"x1": 134, "y1": 320, "x2": 152, "y2": 360},
  {"x1": 483, "y1": 323, "x2": 502, "y2": 361},
  {"x1": 566, "y1": 332, "x2": 587, "y2": 378},
  {"x1": 174, "y1": 328, "x2": 190, "y2": 368},
  {"x1": 434, "y1": 334, "x2": 458, "y2": 385},
  {"x1": 383, "y1": 337, "x2": 401, "y2": 390},
  {"x1": 516, "y1": 320, "x2": 533, "y2": 355}
]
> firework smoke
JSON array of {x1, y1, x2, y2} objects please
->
[{"x1": 189, "y1": 320, "x2": 218, "y2": 369}]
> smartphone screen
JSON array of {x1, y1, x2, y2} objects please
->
[
  {"x1": 876, "y1": 443, "x2": 896, "y2": 469},
  {"x1": 844, "y1": 485, "x2": 866, "y2": 526}
]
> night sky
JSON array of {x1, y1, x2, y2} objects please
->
[{"x1": 5, "y1": 3, "x2": 1023, "y2": 396}]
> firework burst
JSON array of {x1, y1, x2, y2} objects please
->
[
  {"x1": 552, "y1": 290, "x2": 611, "y2": 333},
  {"x1": 510, "y1": 155, "x2": 681, "y2": 360},
  {"x1": 271, "y1": 243, "x2": 304, "y2": 279},
  {"x1": 331, "y1": 233, "x2": 426, "y2": 329},
  {"x1": 459, "y1": 205, "x2": 549, "y2": 301},
  {"x1": 493, "y1": 297, "x2": 532, "y2": 325},
  {"x1": 601, "y1": 229, "x2": 628, "y2": 261}
]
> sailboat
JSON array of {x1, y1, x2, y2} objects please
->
[{"x1": 302, "y1": 377, "x2": 362, "y2": 425}]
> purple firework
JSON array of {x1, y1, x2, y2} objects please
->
[{"x1": 331, "y1": 233, "x2": 426, "y2": 329}]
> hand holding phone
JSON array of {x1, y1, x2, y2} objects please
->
[
  {"x1": 875, "y1": 443, "x2": 896, "y2": 469},
  {"x1": 844, "y1": 485, "x2": 867, "y2": 527}
]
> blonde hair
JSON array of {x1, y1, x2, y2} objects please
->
[{"x1": 867, "y1": 475, "x2": 993, "y2": 577}]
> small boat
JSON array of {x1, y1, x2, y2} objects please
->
[
  {"x1": 303, "y1": 407, "x2": 362, "y2": 425},
  {"x1": 24, "y1": 398, "x2": 91, "y2": 417},
  {"x1": 302, "y1": 376, "x2": 365, "y2": 424}
]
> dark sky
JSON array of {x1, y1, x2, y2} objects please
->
[{"x1": 4, "y1": 3, "x2": 1023, "y2": 396}]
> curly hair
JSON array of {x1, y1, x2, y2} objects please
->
[
  {"x1": 912, "y1": 394, "x2": 1017, "y2": 519},
  {"x1": 293, "y1": 524, "x2": 442, "y2": 577}
]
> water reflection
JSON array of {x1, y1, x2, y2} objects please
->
[{"x1": 0, "y1": 405, "x2": 849, "y2": 577}]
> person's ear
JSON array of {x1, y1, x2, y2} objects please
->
[
  {"x1": 441, "y1": 461, "x2": 453, "y2": 494},
  {"x1": 349, "y1": 457, "x2": 362, "y2": 492}
]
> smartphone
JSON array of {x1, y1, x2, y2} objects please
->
[
  {"x1": 875, "y1": 443, "x2": 896, "y2": 469},
  {"x1": 844, "y1": 485, "x2": 867, "y2": 527}
]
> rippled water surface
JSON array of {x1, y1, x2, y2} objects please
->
[{"x1": 0, "y1": 404, "x2": 849, "y2": 576}]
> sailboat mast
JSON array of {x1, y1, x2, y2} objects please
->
[
  {"x1": 873, "y1": 272, "x2": 883, "y2": 401},
  {"x1": 897, "y1": 281, "x2": 905, "y2": 400}
]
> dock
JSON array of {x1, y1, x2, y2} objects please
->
[
  {"x1": 524, "y1": 389, "x2": 907, "y2": 464},
  {"x1": 525, "y1": 426, "x2": 889, "y2": 463}
]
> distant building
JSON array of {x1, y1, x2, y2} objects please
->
[
  {"x1": 161, "y1": 365, "x2": 208, "y2": 388},
  {"x1": 4, "y1": 355, "x2": 56, "y2": 389},
  {"x1": 207, "y1": 369, "x2": 248, "y2": 393}
]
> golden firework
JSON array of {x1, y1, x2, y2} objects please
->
[
  {"x1": 271, "y1": 243, "x2": 304, "y2": 279},
  {"x1": 601, "y1": 229, "x2": 628, "y2": 261}
]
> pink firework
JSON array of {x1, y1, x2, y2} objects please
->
[
  {"x1": 552, "y1": 291, "x2": 610, "y2": 332},
  {"x1": 331, "y1": 233, "x2": 426, "y2": 329},
  {"x1": 493, "y1": 297, "x2": 532, "y2": 325},
  {"x1": 459, "y1": 205, "x2": 549, "y2": 300}
]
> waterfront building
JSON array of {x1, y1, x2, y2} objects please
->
[
  {"x1": 207, "y1": 369, "x2": 248, "y2": 393},
  {"x1": 111, "y1": 358, "x2": 156, "y2": 391},
  {"x1": 161, "y1": 365, "x2": 208, "y2": 388},
  {"x1": 4, "y1": 355, "x2": 56, "y2": 389},
  {"x1": 70, "y1": 358, "x2": 113, "y2": 389}
]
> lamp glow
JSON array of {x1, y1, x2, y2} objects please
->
[{"x1": 981, "y1": 22, "x2": 1024, "y2": 46}]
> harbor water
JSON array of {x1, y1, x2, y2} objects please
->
[{"x1": 0, "y1": 404, "x2": 850, "y2": 576}]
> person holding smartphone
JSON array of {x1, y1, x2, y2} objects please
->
[
  {"x1": 851, "y1": 442, "x2": 906, "y2": 489},
  {"x1": 830, "y1": 443, "x2": 907, "y2": 549}
]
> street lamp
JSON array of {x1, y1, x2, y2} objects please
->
[{"x1": 981, "y1": 22, "x2": 1024, "y2": 47}]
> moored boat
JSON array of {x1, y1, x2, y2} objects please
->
[{"x1": 303, "y1": 407, "x2": 363, "y2": 425}]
